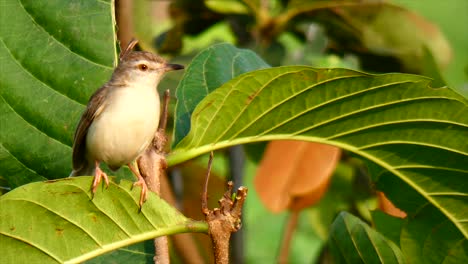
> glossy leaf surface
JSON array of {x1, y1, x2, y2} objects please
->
[
  {"x1": 329, "y1": 212, "x2": 405, "y2": 263},
  {"x1": 0, "y1": 177, "x2": 207, "y2": 264},
  {"x1": 170, "y1": 44, "x2": 468, "y2": 251},
  {"x1": 173, "y1": 43, "x2": 269, "y2": 146},
  {"x1": 0, "y1": 0, "x2": 117, "y2": 187}
]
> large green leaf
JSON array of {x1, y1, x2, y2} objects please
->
[
  {"x1": 85, "y1": 240, "x2": 155, "y2": 264},
  {"x1": 173, "y1": 43, "x2": 269, "y2": 146},
  {"x1": 372, "y1": 207, "x2": 468, "y2": 264},
  {"x1": 0, "y1": 177, "x2": 208, "y2": 263},
  {"x1": 401, "y1": 205, "x2": 468, "y2": 264},
  {"x1": 329, "y1": 211, "x2": 405, "y2": 263},
  {"x1": 0, "y1": 0, "x2": 117, "y2": 188},
  {"x1": 169, "y1": 46, "x2": 468, "y2": 249}
]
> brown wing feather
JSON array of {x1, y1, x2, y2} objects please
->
[{"x1": 72, "y1": 85, "x2": 109, "y2": 171}]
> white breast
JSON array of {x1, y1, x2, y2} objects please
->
[{"x1": 86, "y1": 84, "x2": 160, "y2": 169}]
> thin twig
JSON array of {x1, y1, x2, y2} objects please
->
[
  {"x1": 202, "y1": 152, "x2": 248, "y2": 264},
  {"x1": 120, "y1": 38, "x2": 138, "y2": 60},
  {"x1": 159, "y1": 89, "x2": 171, "y2": 132},
  {"x1": 227, "y1": 146, "x2": 245, "y2": 264},
  {"x1": 202, "y1": 152, "x2": 214, "y2": 215},
  {"x1": 277, "y1": 209, "x2": 300, "y2": 264}
]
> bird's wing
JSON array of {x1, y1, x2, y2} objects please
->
[{"x1": 72, "y1": 85, "x2": 109, "y2": 171}]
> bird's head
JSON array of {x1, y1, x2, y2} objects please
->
[
  {"x1": 110, "y1": 39, "x2": 184, "y2": 88},
  {"x1": 114, "y1": 52, "x2": 184, "y2": 86}
]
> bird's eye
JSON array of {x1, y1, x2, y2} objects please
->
[{"x1": 138, "y1": 64, "x2": 148, "y2": 71}]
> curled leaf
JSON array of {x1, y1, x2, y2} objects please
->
[
  {"x1": 254, "y1": 141, "x2": 341, "y2": 213},
  {"x1": 377, "y1": 191, "x2": 407, "y2": 219}
]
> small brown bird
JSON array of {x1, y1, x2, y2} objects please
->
[{"x1": 70, "y1": 40, "x2": 183, "y2": 206}]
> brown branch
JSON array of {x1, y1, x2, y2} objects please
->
[
  {"x1": 137, "y1": 90, "x2": 171, "y2": 264},
  {"x1": 137, "y1": 90, "x2": 170, "y2": 194},
  {"x1": 138, "y1": 89, "x2": 205, "y2": 263},
  {"x1": 115, "y1": 0, "x2": 134, "y2": 52},
  {"x1": 202, "y1": 154, "x2": 248, "y2": 264},
  {"x1": 160, "y1": 173, "x2": 206, "y2": 264},
  {"x1": 159, "y1": 90, "x2": 170, "y2": 132}
]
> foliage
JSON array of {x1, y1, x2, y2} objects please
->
[
  {"x1": 0, "y1": 0, "x2": 117, "y2": 188},
  {"x1": 173, "y1": 43, "x2": 269, "y2": 146},
  {"x1": 329, "y1": 212, "x2": 405, "y2": 263},
  {"x1": 1, "y1": 0, "x2": 467, "y2": 263},
  {"x1": 0, "y1": 177, "x2": 206, "y2": 263}
]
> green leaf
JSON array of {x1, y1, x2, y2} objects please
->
[
  {"x1": 0, "y1": 0, "x2": 117, "y2": 188},
  {"x1": 173, "y1": 43, "x2": 269, "y2": 146},
  {"x1": 85, "y1": 241, "x2": 155, "y2": 264},
  {"x1": 372, "y1": 204, "x2": 468, "y2": 263},
  {"x1": 375, "y1": 169, "x2": 468, "y2": 262},
  {"x1": 0, "y1": 177, "x2": 208, "y2": 264},
  {"x1": 371, "y1": 204, "x2": 468, "y2": 263},
  {"x1": 205, "y1": 0, "x2": 250, "y2": 14},
  {"x1": 401, "y1": 205, "x2": 468, "y2": 264},
  {"x1": 329, "y1": 211, "x2": 405, "y2": 264},
  {"x1": 169, "y1": 53, "x2": 468, "y2": 247},
  {"x1": 372, "y1": 210, "x2": 404, "y2": 247}
]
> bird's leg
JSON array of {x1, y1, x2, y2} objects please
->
[
  {"x1": 91, "y1": 161, "x2": 109, "y2": 194},
  {"x1": 128, "y1": 162, "x2": 148, "y2": 208}
]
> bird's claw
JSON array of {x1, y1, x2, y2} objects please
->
[
  {"x1": 91, "y1": 166, "x2": 109, "y2": 195},
  {"x1": 133, "y1": 178, "x2": 148, "y2": 209}
]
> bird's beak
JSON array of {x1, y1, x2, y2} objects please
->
[{"x1": 165, "y1": 63, "x2": 184, "y2": 71}]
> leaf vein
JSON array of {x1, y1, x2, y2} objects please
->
[
  {"x1": 216, "y1": 69, "x2": 307, "y2": 142},
  {"x1": 17, "y1": 0, "x2": 112, "y2": 69},
  {"x1": 195, "y1": 74, "x2": 251, "y2": 146},
  {"x1": 0, "y1": 233, "x2": 62, "y2": 263},
  {"x1": 327, "y1": 118, "x2": 467, "y2": 141},
  {"x1": 428, "y1": 192, "x2": 468, "y2": 197},
  {"x1": 344, "y1": 220, "x2": 367, "y2": 263},
  {"x1": 3, "y1": 198, "x2": 104, "y2": 246},
  {"x1": 0, "y1": 142, "x2": 44, "y2": 179},
  {"x1": 257, "y1": 79, "x2": 415, "y2": 138},
  {"x1": 0, "y1": 38, "x2": 82, "y2": 105},
  {"x1": 358, "y1": 141, "x2": 467, "y2": 156},
  {"x1": 0, "y1": 93, "x2": 70, "y2": 149},
  {"x1": 362, "y1": 227, "x2": 384, "y2": 263},
  {"x1": 393, "y1": 165, "x2": 468, "y2": 174},
  {"x1": 352, "y1": 150, "x2": 468, "y2": 238}
]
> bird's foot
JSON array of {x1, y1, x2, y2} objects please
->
[
  {"x1": 128, "y1": 162, "x2": 148, "y2": 209},
  {"x1": 91, "y1": 165, "x2": 109, "y2": 194},
  {"x1": 133, "y1": 177, "x2": 148, "y2": 208}
]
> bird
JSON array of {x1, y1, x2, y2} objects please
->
[{"x1": 70, "y1": 39, "x2": 184, "y2": 207}]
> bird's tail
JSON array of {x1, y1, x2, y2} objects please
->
[{"x1": 69, "y1": 160, "x2": 95, "y2": 177}]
